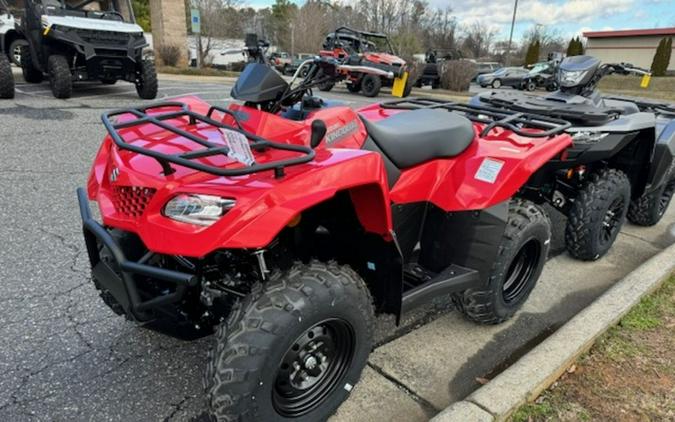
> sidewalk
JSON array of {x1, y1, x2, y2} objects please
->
[{"x1": 331, "y1": 207, "x2": 675, "y2": 422}]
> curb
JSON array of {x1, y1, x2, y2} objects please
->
[{"x1": 431, "y1": 242, "x2": 675, "y2": 422}]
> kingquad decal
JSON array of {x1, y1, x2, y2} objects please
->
[{"x1": 326, "y1": 120, "x2": 359, "y2": 144}]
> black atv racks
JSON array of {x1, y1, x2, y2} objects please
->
[
  {"x1": 382, "y1": 97, "x2": 571, "y2": 138},
  {"x1": 101, "y1": 102, "x2": 315, "y2": 178},
  {"x1": 604, "y1": 96, "x2": 675, "y2": 115}
]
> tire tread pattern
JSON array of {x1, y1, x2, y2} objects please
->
[
  {"x1": 204, "y1": 260, "x2": 374, "y2": 422},
  {"x1": 564, "y1": 169, "x2": 631, "y2": 261},
  {"x1": 452, "y1": 199, "x2": 551, "y2": 325}
]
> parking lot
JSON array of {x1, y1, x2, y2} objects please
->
[{"x1": 1, "y1": 74, "x2": 673, "y2": 421}]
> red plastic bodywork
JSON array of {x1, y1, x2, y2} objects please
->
[{"x1": 87, "y1": 96, "x2": 572, "y2": 258}]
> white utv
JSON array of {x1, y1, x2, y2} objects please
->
[
  {"x1": 20, "y1": 0, "x2": 156, "y2": 99},
  {"x1": 1, "y1": 0, "x2": 28, "y2": 66}
]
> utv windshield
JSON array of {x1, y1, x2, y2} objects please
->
[
  {"x1": 41, "y1": 0, "x2": 135, "y2": 22},
  {"x1": 528, "y1": 63, "x2": 550, "y2": 75}
]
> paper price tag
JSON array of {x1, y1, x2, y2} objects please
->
[{"x1": 220, "y1": 129, "x2": 255, "y2": 166}]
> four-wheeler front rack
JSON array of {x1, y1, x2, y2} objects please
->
[
  {"x1": 101, "y1": 102, "x2": 315, "y2": 178},
  {"x1": 381, "y1": 97, "x2": 572, "y2": 138}
]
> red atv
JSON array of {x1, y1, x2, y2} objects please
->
[
  {"x1": 318, "y1": 27, "x2": 411, "y2": 97},
  {"x1": 78, "y1": 59, "x2": 572, "y2": 420}
]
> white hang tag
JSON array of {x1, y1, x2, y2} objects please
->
[{"x1": 219, "y1": 128, "x2": 256, "y2": 166}]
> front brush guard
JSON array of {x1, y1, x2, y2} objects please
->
[{"x1": 77, "y1": 188, "x2": 197, "y2": 322}]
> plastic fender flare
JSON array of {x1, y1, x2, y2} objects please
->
[{"x1": 218, "y1": 153, "x2": 393, "y2": 250}]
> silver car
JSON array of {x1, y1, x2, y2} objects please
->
[{"x1": 477, "y1": 67, "x2": 529, "y2": 89}]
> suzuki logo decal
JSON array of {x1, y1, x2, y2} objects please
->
[{"x1": 110, "y1": 167, "x2": 120, "y2": 183}]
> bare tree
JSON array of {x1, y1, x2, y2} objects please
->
[
  {"x1": 461, "y1": 21, "x2": 498, "y2": 59},
  {"x1": 191, "y1": 0, "x2": 244, "y2": 64}
]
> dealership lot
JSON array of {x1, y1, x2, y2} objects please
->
[{"x1": 0, "y1": 76, "x2": 673, "y2": 421}]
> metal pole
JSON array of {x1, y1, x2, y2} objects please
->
[{"x1": 506, "y1": 0, "x2": 518, "y2": 65}]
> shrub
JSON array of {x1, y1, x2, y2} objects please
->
[
  {"x1": 439, "y1": 60, "x2": 476, "y2": 91},
  {"x1": 157, "y1": 44, "x2": 181, "y2": 67},
  {"x1": 650, "y1": 37, "x2": 672, "y2": 77}
]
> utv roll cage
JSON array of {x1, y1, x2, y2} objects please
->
[
  {"x1": 328, "y1": 26, "x2": 395, "y2": 54},
  {"x1": 102, "y1": 102, "x2": 315, "y2": 178},
  {"x1": 382, "y1": 97, "x2": 572, "y2": 138}
]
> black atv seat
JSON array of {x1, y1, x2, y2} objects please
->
[{"x1": 361, "y1": 109, "x2": 475, "y2": 168}]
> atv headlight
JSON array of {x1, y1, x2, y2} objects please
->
[
  {"x1": 163, "y1": 194, "x2": 236, "y2": 226},
  {"x1": 559, "y1": 69, "x2": 587, "y2": 87},
  {"x1": 571, "y1": 131, "x2": 609, "y2": 145}
]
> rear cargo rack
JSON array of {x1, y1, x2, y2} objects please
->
[
  {"x1": 604, "y1": 96, "x2": 675, "y2": 115},
  {"x1": 381, "y1": 97, "x2": 571, "y2": 138},
  {"x1": 101, "y1": 102, "x2": 315, "y2": 178}
]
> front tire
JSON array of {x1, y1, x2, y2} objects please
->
[
  {"x1": 0, "y1": 54, "x2": 14, "y2": 99},
  {"x1": 20, "y1": 46, "x2": 43, "y2": 83},
  {"x1": 9, "y1": 39, "x2": 27, "y2": 67},
  {"x1": 318, "y1": 81, "x2": 334, "y2": 92},
  {"x1": 526, "y1": 81, "x2": 537, "y2": 91},
  {"x1": 346, "y1": 81, "x2": 361, "y2": 93},
  {"x1": 565, "y1": 169, "x2": 631, "y2": 260},
  {"x1": 101, "y1": 78, "x2": 117, "y2": 85},
  {"x1": 627, "y1": 178, "x2": 675, "y2": 226},
  {"x1": 452, "y1": 200, "x2": 550, "y2": 324},
  {"x1": 135, "y1": 60, "x2": 158, "y2": 99},
  {"x1": 491, "y1": 79, "x2": 502, "y2": 89},
  {"x1": 204, "y1": 261, "x2": 375, "y2": 422},
  {"x1": 361, "y1": 74, "x2": 381, "y2": 97},
  {"x1": 48, "y1": 55, "x2": 72, "y2": 99}
]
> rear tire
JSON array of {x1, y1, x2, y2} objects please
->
[
  {"x1": 204, "y1": 261, "x2": 374, "y2": 422},
  {"x1": 627, "y1": 178, "x2": 675, "y2": 226},
  {"x1": 452, "y1": 200, "x2": 550, "y2": 324},
  {"x1": 20, "y1": 46, "x2": 43, "y2": 83},
  {"x1": 565, "y1": 169, "x2": 631, "y2": 261},
  {"x1": 135, "y1": 60, "x2": 158, "y2": 99},
  {"x1": 361, "y1": 74, "x2": 381, "y2": 97},
  {"x1": 0, "y1": 54, "x2": 14, "y2": 99},
  {"x1": 48, "y1": 55, "x2": 72, "y2": 99},
  {"x1": 101, "y1": 78, "x2": 117, "y2": 85}
]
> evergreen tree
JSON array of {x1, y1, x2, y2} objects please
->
[
  {"x1": 651, "y1": 37, "x2": 670, "y2": 76},
  {"x1": 524, "y1": 40, "x2": 540, "y2": 65},
  {"x1": 566, "y1": 37, "x2": 575, "y2": 56},
  {"x1": 577, "y1": 37, "x2": 585, "y2": 55}
]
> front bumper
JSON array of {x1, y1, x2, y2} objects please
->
[{"x1": 78, "y1": 188, "x2": 197, "y2": 322}]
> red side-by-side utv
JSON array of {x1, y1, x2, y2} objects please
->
[{"x1": 317, "y1": 27, "x2": 411, "y2": 97}]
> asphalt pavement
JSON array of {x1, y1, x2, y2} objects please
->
[{"x1": 1, "y1": 73, "x2": 671, "y2": 422}]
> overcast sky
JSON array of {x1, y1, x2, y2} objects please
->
[{"x1": 246, "y1": 0, "x2": 675, "y2": 41}]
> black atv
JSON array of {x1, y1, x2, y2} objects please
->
[
  {"x1": 19, "y1": 0, "x2": 157, "y2": 99},
  {"x1": 473, "y1": 56, "x2": 675, "y2": 261}
]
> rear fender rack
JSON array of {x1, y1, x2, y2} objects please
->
[
  {"x1": 381, "y1": 97, "x2": 572, "y2": 138},
  {"x1": 101, "y1": 101, "x2": 315, "y2": 178}
]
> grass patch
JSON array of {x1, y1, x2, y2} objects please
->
[
  {"x1": 599, "y1": 75, "x2": 675, "y2": 101},
  {"x1": 511, "y1": 401, "x2": 556, "y2": 422},
  {"x1": 621, "y1": 274, "x2": 675, "y2": 330},
  {"x1": 509, "y1": 275, "x2": 675, "y2": 421},
  {"x1": 157, "y1": 66, "x2": 241, "y2": 78}
]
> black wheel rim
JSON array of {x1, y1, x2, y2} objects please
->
[
  {"x1": 502, "y1": 239, "x2": 540, "y2": 304},
  {"x1": 272, "y1": 318, "x2": 355, "y2": 417},
  {"x1": 600, "y1": 197, "x2": 625, "y2": 245}
]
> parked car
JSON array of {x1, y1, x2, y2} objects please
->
[
  {"x1": 477, "y1": 67, "x2": 529, "y2": 89},
  {"x1": 473, "y1": 61, "x2": 501, "y2": 81},
  {"x1": 284, "y1": 53, "x2": 315, "y2": 76},
  {"x1": 269, "y1": 51, "x2": 292, "y2": 74},
  {"x1": 0, "y1": 0, "x2": 27, "y2": 66},
  {"x1": 520, "y1": 61, "x2": 559, "y2": 91}
]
